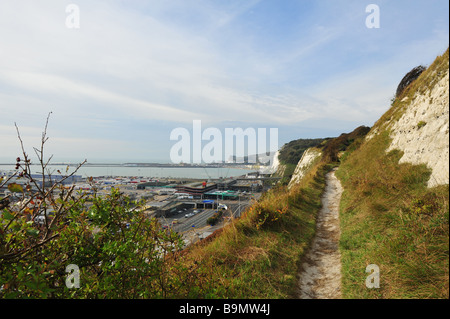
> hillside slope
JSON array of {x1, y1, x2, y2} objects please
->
[
  {"x1": 179, "y1": 126, "x2": 368, "y2": 298},
  {"x1": 272, "y1": 138, "x2": 328, "y2": 184},
  {"x1": 288, "y1": 126, "x2": 370, "y2": 189},
  {"x1": 337, "y1": 48, "x2": 449, "y2": 298},
  {"x1": 367, "y1": 51, "x2": 449, "y2": 187},
  {"x1": 288, "y1": 148, "x2": 322, "y2": 189},
  {"x1": 178, "y1": 49, "x2": 448, "y2": 299}
]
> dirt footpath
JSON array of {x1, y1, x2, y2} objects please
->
[{"x1": 297, "y1": 168, "x2": 343, "y2": 299}]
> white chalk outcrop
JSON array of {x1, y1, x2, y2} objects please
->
[
  {"x1": 387, "y1": 68, "x2": 449, "y2": 188},
  {"x1": 288, "y1": 148, "x2": 322, "y2": 189},
  {"x1": 270, "y1": 150, "x2": 280, "y2": 173},
  {"x1": 258, "y1": 150, "x2": 280, "y2": 174}
]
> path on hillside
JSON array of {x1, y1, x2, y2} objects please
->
[{"x1": 297, "y1": 168, "x2": 343, "y2": 299}]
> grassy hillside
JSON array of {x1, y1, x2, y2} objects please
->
[
  {"x1": 179, "y1": 127, "x2": 369, "y2": 298},
  {"x1": 274, "y1": 138, "x2": 328, "y2": 184},
  {"x1": 275, "y1": 129, "x2": 371, "y2": 186},
  {"x1": 278, "y1": 138, "x2": 330, "y2": 165},
  {"x1": 336, "y1": 48, "x2": 449, "y2": 298},
  {"x1": 183, "y1": 162, "x2": 332, "y2": 298}
]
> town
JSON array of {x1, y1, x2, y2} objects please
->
[{"x1": 0, "y1": 169, "x2": 278, "y2": 248}]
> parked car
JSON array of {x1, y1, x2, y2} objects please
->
[{"x1": 185, "y1": 213, "x2": 194, "y2": 218}]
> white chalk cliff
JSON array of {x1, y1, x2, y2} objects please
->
[
  {"x1": 288, "y1": 49, "x2": 449, "y2": 190},
  {"x1": 386, "y1": 68, "x2": 449, "y2": 187},
  {"x1": 288, "y1": 148, "x2": 322, "y2": 189}
]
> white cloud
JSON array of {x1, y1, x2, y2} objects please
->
[
  {"x1": 0, "y1": 0, "x2": 448, "y2": 162},
  {"x1": 1, "y1": 70, "x2": 205, "y2": 122},
  {"x1": 0, "y1": 123, "x2": 134, "y2": 163}
]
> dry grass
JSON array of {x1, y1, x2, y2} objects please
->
[{"x1": 181, "y1": 162, "x2": 332, "y2": 298}]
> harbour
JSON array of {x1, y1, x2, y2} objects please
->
[{"x1": 0, "y1": 163, "x2": 259, "y2": 179}]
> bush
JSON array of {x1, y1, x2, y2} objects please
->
[
  {"x1": 0, "y1": 117, "x2": 209, "y2": 298},
  {"x1": 278, "y1": 138, "x2": 328, "y2": 165},
  {"x1": 396, "y1": 65, "x2": 427, "y2": 97},
  {"x1": 207, "y1": 211, "x2": 223, "y2": 226},
  {"x1": 417, "y1": 121, "x2": 427, "y2": 129}
]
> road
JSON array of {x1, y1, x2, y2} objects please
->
[
  {"x1": 174, "y1": 209, "x2": 218, "y2": 233},
  {"x1": 159, "y1": 200, "x2": 252, "y2": 234}
]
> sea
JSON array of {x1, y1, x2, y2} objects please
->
[{"x1": 1, "y1": 164, "x2": 257, "y2": 180}]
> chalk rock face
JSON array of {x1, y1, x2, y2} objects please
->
[
  {"x1": 387, "y1": 69, "x2": 449, "y2": 188},
  {"x1": 288, "y1": 148, "x2": 322, "y2": 189}
]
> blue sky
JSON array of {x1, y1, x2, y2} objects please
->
[{"x1": 0, "y1": 0, "x2": 448, "y2": 163}]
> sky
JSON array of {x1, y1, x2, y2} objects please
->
[{"x1": 0, "y1": 0, "x2": 448, "y2": 164}]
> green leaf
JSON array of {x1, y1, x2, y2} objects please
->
[
  {"x1": 2, "y1": 210, "x2": 15, "y2": 220},
  {"x1": 26, "y1": 228, "x2": 40, "y2": 237},
  {"x1": 8, "y1": 183, "x2": 24, "y2": 193}
]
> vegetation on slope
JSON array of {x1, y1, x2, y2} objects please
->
[
  {"x1": 0, "y1": 118, "x2": 368, "y2": 299},
  {"x1": 376, "y1": 48, "x2": 449, "y2": 131},
  {"x1": 336, "y1": 48, "x2": 449, "y2": 299},
  {"x1": 278, "y1": 138, "x2": 330, "y2": 165},
  {"x1": 274, "y1": 138, "x2": 329, "y2": 184},
  {"x1": 274, "y1": 129, "x2": 370, "y2": 186},
  {"x1": 395, "y1": 65, "x2": 426, "y2": 98},
  {"x1": 181, "y1": 126, "x2": 370, "y2": 298},
  {"x1": 182, "y1": 162, "x2": 331, "y2": 298},
  {"x1": 3, "y1": 50, "x2": 445, "y2": 299},
  {"x1": 0, "y1": 120, "x2": 205, "y2": 298}
]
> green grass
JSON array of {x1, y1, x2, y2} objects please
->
[
  {"x1": 335, "y1": 48, "x2": 449, "y2": 299},
  {"x1": 181, "y1": 125, "x2": 367, "y2": 298},
  {"x1": 180, "y1": 47, "x2": 450, "y2": 298},
  {"x1": 417, "y1": 121, "x2": 427, "y2": 129},
  {"x1": 183, "y1": 162, "x2": 334, "y2": 298},
  {"x1": 278, "y1": 163, "x2": 297, "y2": 185},
  {"x1": 337, "y1": 127, "x2": 449, "y2": 299}
]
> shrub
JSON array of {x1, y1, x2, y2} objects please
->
[
  {"x1": 396, "y1": 65, "x2": 427, "y2": 98},
  {"x1": 207, "y1": 211, "x2": 223, "y2": 226},
  {"x1": 0, "y1": 116, "x2": 209, "y2": 298},
  {"x1": 417, "y1": 121, "x2": 427, "y2": 129}
]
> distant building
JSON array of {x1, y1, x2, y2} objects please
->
[
  {"x1": 151, "y1": 201, "x2": 195, "y2": 218},
  {"x1": 175, "y1": 182, "x2": 217, "y2": 197},
  {"x1": 216, "y1": 179, "x2": 237, "y2": 191},
  {"x1": 230, "y1": 180, "x2": 263, "y2": 193},
  {"x1": 203, "y1": 190, "x2": 238, "y2": 200},
  {"x1": 136, "y1": 180, "x2": 173, "y2": 190}
]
